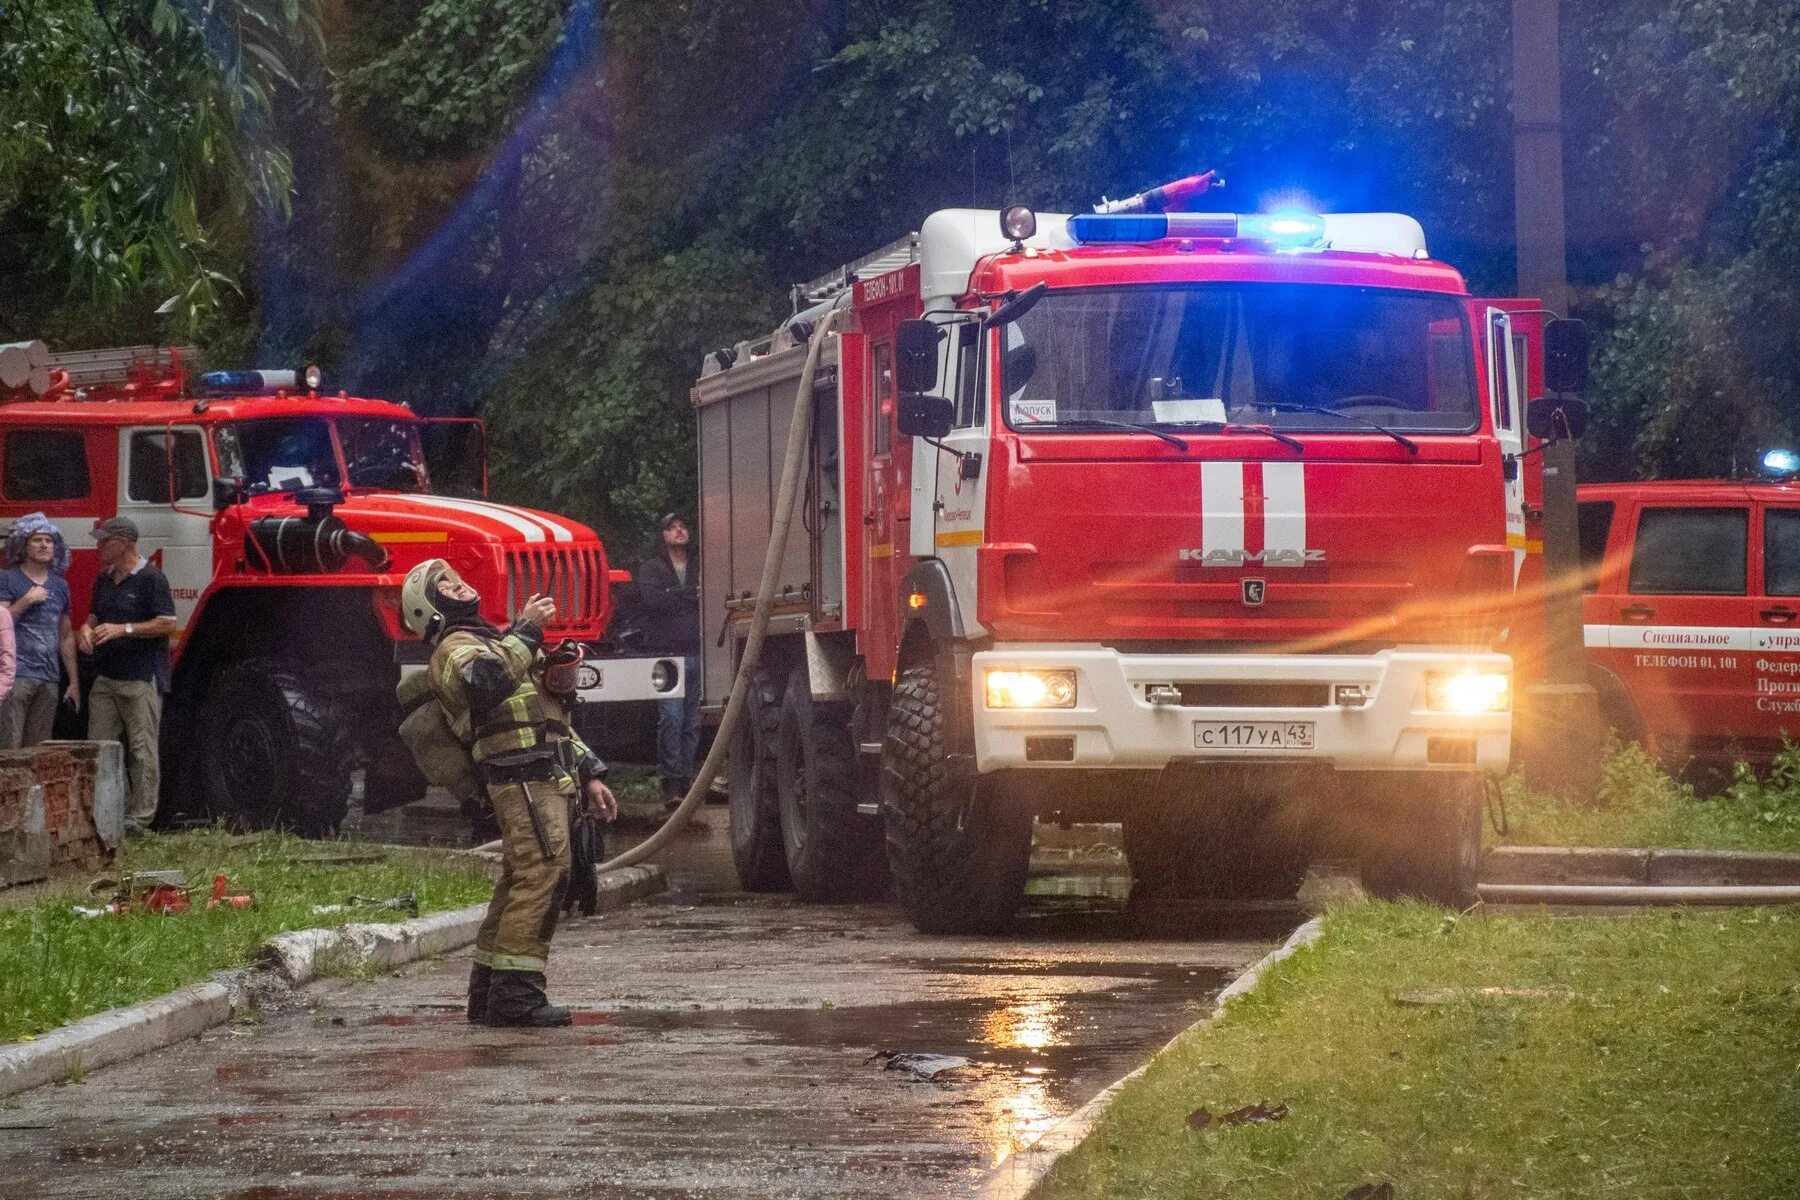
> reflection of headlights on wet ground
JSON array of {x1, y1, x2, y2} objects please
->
[
  {"x1": 980, "y1": 998, "x2": 1064, "y2": 1052},
  {"x1": 987, "y1": 1075, "x2": 1058, "y2": 1167}
]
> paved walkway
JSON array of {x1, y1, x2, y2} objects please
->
[{"x1": 0, "y1": 820, "x2": 1272, "y2": 1199}]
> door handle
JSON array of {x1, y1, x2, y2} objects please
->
[
  {"x1": 863, "y1": 514, "x2": 876, "y2": 526},
  {"x1": 1762, "y1": 606, "x2": 1797, "y2": 623},
  {"x1": 1620, "y1": 603, "x2": 1655, "y2": 622}
]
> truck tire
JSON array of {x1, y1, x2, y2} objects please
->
[
  {"x1": 200, "y1": 657, "x2": 353, "y2": 837},
  {"x1": 1357, "y1": 774, "x2": 1482, "y2": 907},
  {"x1": 1122, "y1": 793, "x2": 1309, "y2": 900},
  {"x1": 775, "y1": 663, "x2": 887, "y2": 902},
  {"x1": 881, "y1": 661, "x2": 1032, "y2": 934},
  {"x1": 727, "y1": 664, "x2": 791, "y2": 892}
]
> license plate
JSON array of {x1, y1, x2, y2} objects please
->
[{"x1": 1193, "y1": 721, "x2": 1316, "y2": 750}]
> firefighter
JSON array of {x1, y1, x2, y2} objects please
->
[{"x1": 401, "y1": 558, "x2": 617, "y2": 1027}]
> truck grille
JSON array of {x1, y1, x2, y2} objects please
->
[
  {"x1": 1176, "y1": 682, "x2": 1331, "y2": 708},
  {"x1": 504, "y1": 546, "x2": 605, "y2": 633}
]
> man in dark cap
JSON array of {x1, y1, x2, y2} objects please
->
[
  {"x1": 77, "y1": 516, "x2": 177, "y2": 834},
  {"x1": 638, "y1": 514, "x2": 700, "y2": 810}
]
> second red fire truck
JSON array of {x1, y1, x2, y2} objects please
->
[
  {"x1": 0, "y1": 346, "x2": 679, "y2": 835},
  {"x1": 698, "y1": 180, "x2": 1590, "y2": 932}
]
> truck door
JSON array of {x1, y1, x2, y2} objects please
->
[
  {"x1": 862, "y1": 337, "x2": 902, "y2": 667},
  {"x1": 932, "y1": 320, "x2": 987, "y2": 635},
  {"x1": 1483, "y1": 307, "x2": 1529, "y2": 580},
  {"x1": 118, "y1": 426, "x2": 214, "y2": 633},
  {"x1": 1607, "y1": 499, "x2": 1756, "y2": 758}
]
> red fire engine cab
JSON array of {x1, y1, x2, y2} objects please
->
[
  {"x1": 697, "y1": 190, "x2": 1584, "y2": 933},
  {"x1": 0, "y1": 345, "x2": 679, "y2": 835}
]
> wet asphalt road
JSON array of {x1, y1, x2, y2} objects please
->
[{"x1": 0, "y1": 815, "x2": 1277, "y2": 1199}]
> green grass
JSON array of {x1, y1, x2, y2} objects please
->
[
  {"x1": 1037, "y1": 901, "x2": 1800, "y2": 1200},
  {"x1": 1489, "y1": 742, "x2": 1800, "y2": 853},
  {"x1": 0, "y1": 829, "x2": 491, "y2": 1042}
]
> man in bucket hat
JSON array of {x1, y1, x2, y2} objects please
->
[
  {"x1": 0, "y1": 514, "x2": 76, "y2": 748},
  {"x1": 78, "y1": 516, "x2": 177, "y2": 834}
]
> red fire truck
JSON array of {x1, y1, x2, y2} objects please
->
[
  {"x1": 697, "y1": 188, "x2": 1587, "y2": 932},
  {"x1": 0, "y1": 346, "x2": 679, "y2": 834},
  {"x1": 1579, "y1": 477, "x2": 1800, "y2": 769}
]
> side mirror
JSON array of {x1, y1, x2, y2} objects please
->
[
  {"x1": 895, "y1": 320, "x2": 943, "y2": 394},
  {"x1": 897, "y1": 393, "x2": 954, "y2": 440},
  {"x1": 1526, "y1": 395, "x2": 1590, "y2": 442},
  {"x1": 1544, "y1": 317, "x2": 1589, "y2": 394},
  {"x1": 211, "y1": 476, "x2": 245, "y2": 510},
  {"x1": 984, "y1": 281, "x2": 1048, "y2": 329}
]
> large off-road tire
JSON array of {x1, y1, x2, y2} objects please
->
[
  {"x1": 727, "y1": 663, "x2": 791, "y2": 892},
  {"x1": 1122, "y1": 789, "x2": 1312, "y2": 901},
  {"x1": 200, "y1": 657, "x2": 353, "y2": 837},
  {"x1": 1356, "y1": 773, "x2": 1483, "y2": 907},
  {"x1": 882, "y1": 661, "x2": 1033, "y2": 934},
  {"x1": 775, "y1": 663, "x2": 888, "y2": 902}
]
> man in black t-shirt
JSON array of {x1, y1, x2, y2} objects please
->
[{"x1": 78, "y1": 517, "x2": 177, "y2": 834}]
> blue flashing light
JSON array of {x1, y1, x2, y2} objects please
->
[
  {"x1": 1763, "y1": 448, "x2": 1800, "y2": 476},
  {"x1": 1067, "y1": 213, "x2": 1169, "y2": 243},
  {"x1": 198, "y1": 369, "x2": 297, "y2": 394},
  {"x1": 1238, "y1": 209, "x2": 1327, "y2": 246}
]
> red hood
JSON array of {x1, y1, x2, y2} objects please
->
[
  {"x1": 230, "y1": 490, "x2": 612, "y2": 638},
  {"x1": 979, "y1": 435, "x2": 1511, "y2": 650}
]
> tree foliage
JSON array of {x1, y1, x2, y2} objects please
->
[
  {"x1": 0, "y1": 0, "x2": 322, "y2": 340},
  {"x1": 4, "y1": 0, "x2": 1798, "y2": 540}
]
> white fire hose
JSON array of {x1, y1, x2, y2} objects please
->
[{"x1": 471, "y1": 307, "x2": 842, "y2": 868}]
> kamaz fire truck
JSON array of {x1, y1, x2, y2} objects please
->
[
  {"x1": 0, "y1": 345, "x2": 679, "y2": 835},
  {"x1": 698, "y1": 180, "x2": 1588, "y2": 932}
]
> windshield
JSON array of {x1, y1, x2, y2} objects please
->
[
  {"x1": 340, "y1": 417, "x2": 428, "y2": 491},
  {"x1": 213, "y1": 416, "x2": 428, "y2": 494},
  {"x1": 1001, "y1": 284, "x2": 1479, "y2": 436},
  {"x1": 215, "y1": 418, "x2": 340, "y2": 493}
]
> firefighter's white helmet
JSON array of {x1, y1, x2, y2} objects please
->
[{"x1": 401, "y1": 558, "x2": 462, "y2": 638}]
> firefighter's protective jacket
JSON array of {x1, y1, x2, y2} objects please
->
[{"x1": 428, "y1": 620, "x2": 604, "y2": 781}]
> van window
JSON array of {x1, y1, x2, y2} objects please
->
[
  {"x1": 1628, "y1": 507, "x2": 1747, "y2": 596},
  {"x1": 127, "y1": 430, "x2": 209, "y2": 503},
  {"x1": 4, "y1": 430, "x2": 90, "y2": 501},
  {"x1": 1764, "y1": 508, "x2": 1800, "y2": 596},
  {"x1": 1577, "y1": 501, "x2": 1614, "y2": 592}
]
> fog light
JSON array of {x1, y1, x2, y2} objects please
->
[
  {"x1": 651, "y1": 659, "x2": 679, "y2": 693},
  {"x1": 985, "y1": 669, "x2": 1076, "y2": 709},
  {"x1": 1424, "y1": 670, "x2": 1510, "y2": 714}
]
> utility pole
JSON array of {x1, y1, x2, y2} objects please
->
[{"x1": 1513, "y1": 0, "x2": 1604, "y2": 795}]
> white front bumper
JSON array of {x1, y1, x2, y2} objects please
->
[
  {"x1": 574, "y1": 654, "x2": 684, "y2": 704},
  {"x1": 971, "y1": 645, "x2": 1511, "y2": 773}
]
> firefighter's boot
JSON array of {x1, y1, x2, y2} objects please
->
[
  {"x1": 485, "y1": 970, "x2": 572, "y2": 1027},
  {"x1": 466, "y1": 963, "x2": 493, "y2": 1024}
]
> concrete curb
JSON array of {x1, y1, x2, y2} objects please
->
[
  {"x1": 0, "y1": 982, "x2": 231, "y2": 1101},
  {"x1": 1483, "y1": 846, "x2": 1800, "y2": 888},
  {"x1": 978, "y1": 916, "x2": 1326, "y2": 1200},
  {"x1": 0, "y1": 862, "x2": 667, "y2": 1101}
]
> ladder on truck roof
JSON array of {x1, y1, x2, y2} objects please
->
[
  {"x1": 791, "y1": 232, "x2": 919, "y2": 311},
  {"x1": 45, "y1": 345, "x2": 197, "y2": 389}
]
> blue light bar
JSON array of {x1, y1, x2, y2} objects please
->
[
  {"x1": 1066, "y1": 211, "x2": 1319, "y2": 245},
  {"x1": 1763, "y1": 448, "x2": 1800, "y2": 476},
  {"x1": 1238, "y1": 210, "x2": 1327, "y2": 245},
  {"x1": 1066, "y1": 213, "x2": 1174, "y2": 243},
  {"x1": 198, "y1": 369, "x2": 297, "y2": 393}
]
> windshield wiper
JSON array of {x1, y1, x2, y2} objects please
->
[
  {"x1": 1033, "y1": 417, "x2": 1189, "y2": 450},
  {"x1": 1248, "y1": 401, "x2": 1419, "y2": 454},
  {"x1": 1171, "y1": 421, "x2": 1307, "y2": 454}
]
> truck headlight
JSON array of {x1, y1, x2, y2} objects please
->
[
  {"x1": 985, "y1": 669, "x2": 1077, "y2": 709},
  {"x1": 651, "y1": 659, "x2": 679, "y2": 693},
  {"x1": 1424, "y1": 670, "x2": 1511, "y2": 714}
]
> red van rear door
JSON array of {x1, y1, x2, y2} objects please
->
[{"x1": 1751, "y1": 499, "x2": 1800, "y2": 738}]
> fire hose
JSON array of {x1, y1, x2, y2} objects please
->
[{"x1": 469, "y1": 307, "x2": 843, "y2": 868}]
